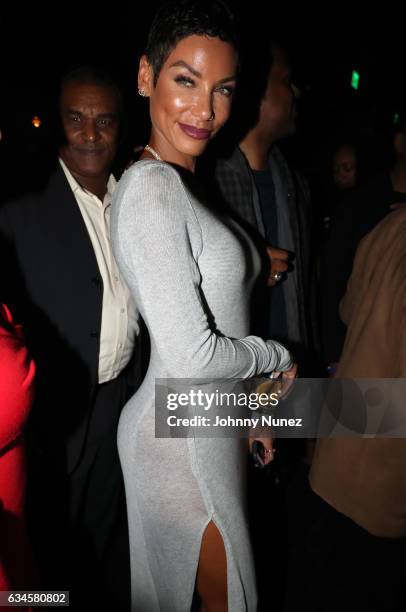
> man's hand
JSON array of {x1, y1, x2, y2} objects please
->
[{"x1": 266, "y1": 246, "x2": 289, "y2": 286}]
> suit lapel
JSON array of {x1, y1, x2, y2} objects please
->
[{"x1": 42, "y1": 164, "x2": 100, "y2": 276}]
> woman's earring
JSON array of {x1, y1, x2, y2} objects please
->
[{"x1": 138, "y1": 89, "x2": 146, "y2": 97}]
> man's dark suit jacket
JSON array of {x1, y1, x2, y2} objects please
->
[{"x1": 0, "y1": 164, "x2": 115, "y2": 473}]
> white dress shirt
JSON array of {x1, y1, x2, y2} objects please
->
[{"x1": 60, "y1": 158, "x2": 138, "y2": 383}]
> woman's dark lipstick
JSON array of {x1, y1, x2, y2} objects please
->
[{"x1": 178, "y1": 123, "x2": 212, "y2": 140}]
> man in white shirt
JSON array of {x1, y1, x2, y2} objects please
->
[{"x1": 0, "y1": 67, "x2": 138, "y2": 608}]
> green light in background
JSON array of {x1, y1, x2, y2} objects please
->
[
  {"x1": 351, "y1": 70, "x2": 360, "y2": 90},
  {"x1": 394, "y1": 113, "x2": 400, "y2": 125}
]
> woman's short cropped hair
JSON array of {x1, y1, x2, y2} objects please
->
[{"x1": 145, "y1": 0, "x2": 238, "y2": 84}]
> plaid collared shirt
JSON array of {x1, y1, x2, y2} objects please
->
[{"x1": 201, "y1": 145, "x2": 315, "y2": 349}]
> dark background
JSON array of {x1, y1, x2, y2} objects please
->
[{"x1": 0, "y1": 2, "x2": 404, "y2": 192}]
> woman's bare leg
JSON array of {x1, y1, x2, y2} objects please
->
[{"x1": 195, "y1": 521, "x2": 228, "y2": 612}]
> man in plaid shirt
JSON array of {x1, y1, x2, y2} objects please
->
[{"x1": 201, "y1": 40, "x2": 314, "y2": 359}]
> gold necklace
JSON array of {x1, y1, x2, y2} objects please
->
[{"x1": 144, "y1": 144, "x2": 162, "y2": 161}]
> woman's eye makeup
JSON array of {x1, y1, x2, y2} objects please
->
[
  {"x1": 174, "y1": 75, "x2": 195, "y2": 87},
  {"x1": 173, "y1": 74, "x2": 235, "y2": 97},
  {"x1": 216, "y1": 84, "x2": 235, "y2": 97}
]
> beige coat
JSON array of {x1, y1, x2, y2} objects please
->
[{"x1": 310, "y1": 207, "x2": 406, "y2": 537}]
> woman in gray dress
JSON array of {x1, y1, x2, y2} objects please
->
[{"x1": 111, "y1": 1, "x2": 296, "y2": 610}]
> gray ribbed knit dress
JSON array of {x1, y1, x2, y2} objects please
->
[{"x1": 110, "y1": 160, "x2": 292, "y2": 612}]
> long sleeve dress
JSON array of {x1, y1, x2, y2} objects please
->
[
  {"x1": 0, "y1": 304, "x2": 36, "y2": 610},
  {"x1": 110, "y1": 160, "x2": 292, "y2": 612}
]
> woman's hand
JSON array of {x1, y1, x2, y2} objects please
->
[
  {"x1": 278, "y1": 363, "x2": 298, "y2": 379},
  {"x1": 248, "y1": 435, "x2": 275, "y2": 467},
  {"x1": 271, "y1": 363, "x2": 298, "y2": 399},
  {"x1": 248, "y1": 365, "x2": 297, "y2": 466}
]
